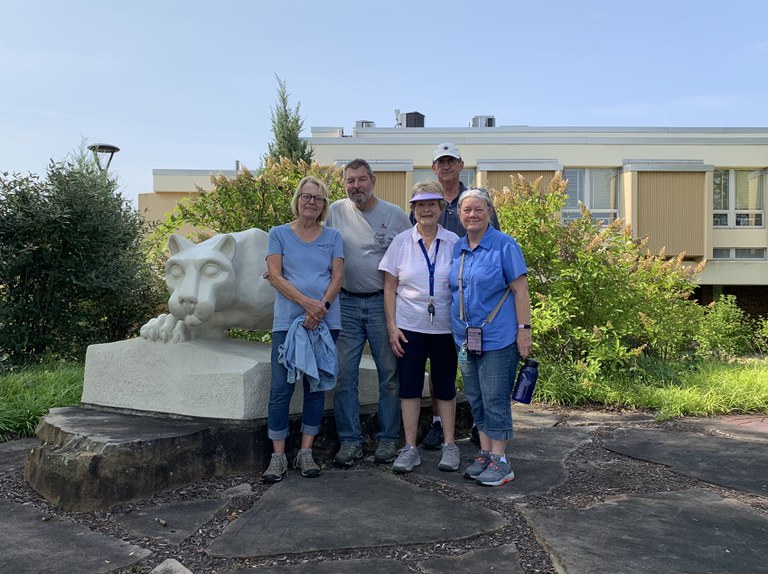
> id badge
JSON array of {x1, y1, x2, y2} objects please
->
[{"x1": 465, "y1": 326, "x2": 483, "y2": 354}]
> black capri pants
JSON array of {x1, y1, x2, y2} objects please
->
[{"x1": 396, "y1": 329, "x2": 458, "y2": 400}]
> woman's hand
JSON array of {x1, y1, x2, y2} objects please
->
[
  {"x1": 302, "y1": 298, "x2": 326, "y2": 329},
  {"x1": 303, "y1": 314, "x2": 320, "y2": 330},
  {"x1": 516, "y1": 328, "x2": 532, "y2": 359},
  {"x1": 388, "y1": 327, "x2": 408, "y2": 358}
]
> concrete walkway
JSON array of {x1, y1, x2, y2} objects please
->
[{"x1": 1, "y1": 406, "x2": 767, "y2": 574}]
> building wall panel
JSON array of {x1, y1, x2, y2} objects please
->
[
  {"x1": 637, "y1": 172, "x2": 705, "y2": 258},
  {"x1": 373, "y1": 172, "x2": 408, "y2": 209}
]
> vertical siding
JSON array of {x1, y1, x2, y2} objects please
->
[
  {"x1": 637, "y1": 172, "x2": 705, "y2": 258},
  {"x1": 374, "y1": 172, "x2": 408, "y2": 210},
  {"x1": 485, "y1": 171, "x2": 556, "y2": 192}
]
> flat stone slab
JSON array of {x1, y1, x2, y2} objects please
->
[
  {"x1": 509, "y1": 404, "x2": 656, "y2": 430},
  {"x1": 229, "y1": 545, "x2": 524, "y2": 574},
  {"x1": 559, "y1": 409, "x2": 656, "y2": 426},
  {"x1": 681, "y1": 414, "x2": 768, "y2": 442},
  {"x1": 0, "y1": 498, "x2": 150, "y2": 574},
  {"x1": 207, "y1": 469, "x2": 508, "y2": 558},
  {"x1": 231, "y1": 558, "x2": 413, "y2": 573},
  {"x1": 521, "y1": 489, "x2": 768, "y2": 574},
  {"x1": 0, "y1": 438, "x2": 37, "y2": 475},
  {"x1": 116, "y1": 499, "x2": 229, "y2": 545},
  {"x1": 512, "y1": 404, "x2": 565, "y2": 428},
  {"x1": 419, "y1": 544, "x2": 523, "y2": 574},
  {"x1": 410, "y1": 427, "x2": 593, "y2": 500},
  {"x1": 604, "y1": 427, "x2": 768, "y2": 495}
]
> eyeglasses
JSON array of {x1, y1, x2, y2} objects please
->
[
  {"x1": 299, "y1": 193, "x2": 326, "y2": 204},
  {"x1": 434, "y1": 157, "x2": 460, "y2": 166}
]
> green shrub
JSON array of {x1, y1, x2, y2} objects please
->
[
  {"x1": 694, "y1": 295, "x2": 756, "y2": 360},
  {"x1": 493, "y1": 173, "x2": 702, "y2": 375},
  {"x1": 756, "y1": 317, "x2": 768, "y2": 355},
  {"x1": 0, "y1": 149, "x2": 165, "y2": 368},
  {"x1": 145, "y1": 158, "x2": 345, "y2": 258}
]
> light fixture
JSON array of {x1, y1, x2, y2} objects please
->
[{"x1": 88, "y1": 143, "x2": 120, "y2": 171}]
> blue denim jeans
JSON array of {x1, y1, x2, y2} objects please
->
[
  {"x1": 459, "y1": 343, "x2": 520, "y2": 441},
  {"x1": 333, "y1": 292, "x2": 400, "y2": 444},
  {"x1": 267, "y1": 329, "x2": 339, "y2": 441}
]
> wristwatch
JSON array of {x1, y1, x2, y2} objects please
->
[
  {"x1": 323, "y1": 300, "x2": 331, "y2": 310},
  {"x1": 518, "y1": 324, "x2": 531, "y2": 329}
]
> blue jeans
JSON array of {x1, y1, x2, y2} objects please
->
[
  {"x1": 267, "y1": 329, "x2": 339, "y2": 440},
  {"x1": 459, "y1": 343, "x2": 520, "y2": 441},
  {"x1": 333, "y1": 292, "x2": 400, "y2": 444}
]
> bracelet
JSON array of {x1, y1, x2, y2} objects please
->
[{"x1": 518, "y1": 324, "x2": 531, "y2": 329}]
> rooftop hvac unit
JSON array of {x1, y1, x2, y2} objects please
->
[
  {"x1": 472, "y1": 115, "x2": 496, "y2": 128},
  {"x1": 355, "y1": 120, "x2": 375, "y2": 128},
  {"x1": 398, "y1": 111, "x2": 425, "y2": 128}
]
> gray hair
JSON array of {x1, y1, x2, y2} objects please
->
[{"x1": 458, "y1": 188, "x2": 493, "y2": 210}]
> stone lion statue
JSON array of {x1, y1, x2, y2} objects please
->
[{"x1": 140, "y1": 228, "x2": 275, "y2": 342}]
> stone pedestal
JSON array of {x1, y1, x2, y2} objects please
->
[
  {"x1": 82, "y1": 337, "x2": 390, "y2": 420},
  {"x1": 27, "y1": 336, "x2": 444, "y2": 511},
  {"x1": 25, "y1": 406, "x2": 266, "y2": 512}
]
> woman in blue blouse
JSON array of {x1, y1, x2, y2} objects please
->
[{"x1": 449, "y1": 188, "x2": 532, "y2": 487}]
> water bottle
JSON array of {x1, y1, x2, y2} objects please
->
[{"x1": 512, "y1": 358, "x2": 539, "y2": 404}]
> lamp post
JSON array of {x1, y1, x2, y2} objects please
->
[{"x1": 88, "y1": 143, "x2": 120, "y2": 171}]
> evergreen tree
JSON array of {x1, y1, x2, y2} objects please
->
[{"x1": 264, "y1": 75, "x2": 313, "y2": 164}]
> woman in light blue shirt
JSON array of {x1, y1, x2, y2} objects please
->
[{"x1": 262, "y1": 177, "x2": 344, "y2": 483}]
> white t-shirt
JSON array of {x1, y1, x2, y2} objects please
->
[
  {"x1": 379, "y1": 225, "x2": 459, "y2": 334},
  {"x1": 326, "y1": 198, "x2": 411, "y2": 293}
]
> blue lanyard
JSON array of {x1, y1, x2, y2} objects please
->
[{"x1": 417, "y1": 238, "x2": 440, "y2": 298}]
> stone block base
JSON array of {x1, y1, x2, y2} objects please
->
[
  {"x1": 82, "y1": 337, "x2": 423, "y2": 420},
  {"x1": 25, "y1": 400, "x2": 472, "y2": 511}
]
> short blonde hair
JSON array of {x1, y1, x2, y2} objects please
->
[
  {"x1": 410, "y1": 181, "x2": 446, "y2": 212},
  {"x1": 291, "y1": 176, "x2": 329, "y2": 222}
]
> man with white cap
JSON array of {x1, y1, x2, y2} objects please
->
[
  {"x1": 419, "y1": 142, "x2": 500, "y2": 449},
  {"x1": 429, "y1": 142, "x2": 500, "y2": 236}
]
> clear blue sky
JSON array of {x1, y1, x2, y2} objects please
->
[{"x1": 2, "y1": 0, "x2": 767, "y2": 204}]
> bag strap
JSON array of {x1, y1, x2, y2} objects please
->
[{"x1": 459, "y1": 251, "x2": 511, "y2": 325}]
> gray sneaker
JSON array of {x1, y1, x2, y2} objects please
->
[
  {"x1": 463, "y1": 449, "x2": 491, "y2": 480},
  {"x1": 392, "y1": 445, "x2": 421, "y2": 473},
  {"x1": 475, "y1": 454, "x2": 515, "y2": 486},
  {"x1": 262, "y1": 453, "x2": 288, "y2": 484},
  {"x1": 438, "y1": 443, "x2": 461, "y2": 472},
  {"x1": 334, "y1": 442, "x2": 363, "y2": 467},
  {"x1": 374, "y1": 439, "x2": 399, "y2": 463},
  {"x1": 293, "y1": 448, "x2": 321, "y2": 478}
]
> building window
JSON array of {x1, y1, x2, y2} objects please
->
[
  {"x1": 562, "y1": 168, "x2": 619, "y2": 224},
  {"x1": 711, "y1": 247, "x2": 766, "y2": 260},
  {"x1": 713, "y1": 169, "x2": 764, "y2": 227}
]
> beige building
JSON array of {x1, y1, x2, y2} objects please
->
[{"x1": 140, "y1": 120, "x2": 768, "y2": 316}]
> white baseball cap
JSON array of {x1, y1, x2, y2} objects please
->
[{"x1": 432, "y1": 142, "x2": 462, "y2": 163}]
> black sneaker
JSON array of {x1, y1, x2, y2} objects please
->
[
  {"x1": 421, "y1": 421, "x2": 444, "y2": 450},
  {"x1": 470, "y1": 425, "x2": 480, "y2": 445}
]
